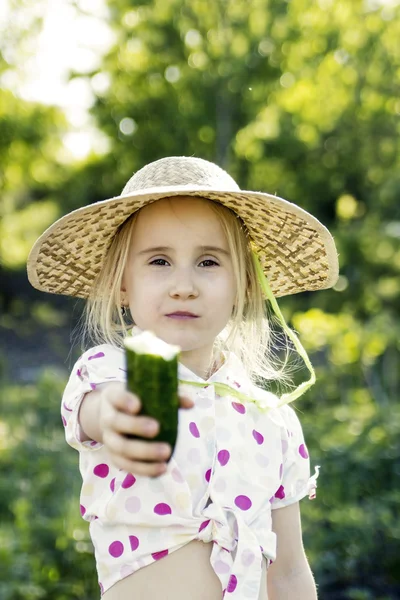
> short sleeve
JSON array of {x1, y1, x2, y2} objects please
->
[
  {"x1": 61, "y1": 344, "x2": 126, "y2": 451},
  {"x1": 271, "y1": 405, "x2": 315, "y2": 510}
]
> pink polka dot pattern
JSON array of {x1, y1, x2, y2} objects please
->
[
  {"x1": 205, "y1": 468, "x2": 212, "y2": 482},
  {"x1": 99, "y1": 582, "x2": 104, "y2": 594},
  {"x1": 88, "y1": 351, "x2": 105, "y2": 360},
  {"x1": 214, "y1": 560, "x2": 230, "y2": 574},
  {"x1": 121, "y1": 473, "x2": 136, "y2": 489},
  {"x1": 62, "y1": 416, "x2": 67, "y2": 427},
  {"x1": 152, "y1": 549, "x2": 169, "y2": 560},
  {"x1": 80, "y1": 504, "x2": 86, "y2": 516},
  {"x1": 217, "y1": 449, "x2": 230, "y2": 466},
  {"x1": 235, "y1": 495, "x2": 252, "y2": 510},
  {"x1": 198, "y1": 519, "x2": 210, "y2": 533},
  {"x1": 189, "y1": 422, "x2": 200, "y2": 438},
  {"x1": 93, "y1": 464, "x2": 109, "y2": 478},
  {"x1": 110, "y1": 478, "x2": 115, "y2": 492},
  {"x1": 125, "y1": 496, "x2": 141, "y2": 513},
  {"x1": 255, "y1": 453, "x2": 269, "y2": 468},
  {"x1": 109, "y1": 541, "x2": 124, "y2": 558},
  {"x1": 252, "y1": 429, "x2": 264, "y2": 445},
  {"x1": 129, "y1": 535, "x2": 139, "y2": 551},
  {"x1": 241, "y1": 548, "x2": 255, "y2": 567},
  {"x1": 274, "y1": 485, "x2": 285, "y2": 500},
  {"x1": 90, "y1": 383, "x2": 97, "y2": 390},
  {"x1": 154, "y1": 502, "x2": 172, "y2": 515},
  {"x1": 299, "y1": 444, "x2": 309, "y2": 459},
  {"x1": 171, "y1": 468, "x2": 184, "y2": 483},
  {"x1": 227, "y1": 574, "x2": 238, "y2": 593},
  {"x1": 231, "y1": 402, "x2": 246, "y2": 414}
]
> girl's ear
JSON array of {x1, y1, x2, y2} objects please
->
[
  {"x1": 120, "y1": 290, "x2": 128, "y2": 304},
  {"x1": 120, "y1": 278, "x2": 128, "y2": 306},
  {"x1": 120, "y1": 274, "x2": 127, "y2": 294}
]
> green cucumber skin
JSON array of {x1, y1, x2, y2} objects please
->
[{"x1": 125, "y1": 349, "x2": 179, "y2": 456}]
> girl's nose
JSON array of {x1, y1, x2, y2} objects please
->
[{"x1": 169, "y1": 270, "x2": 199, "y2": 299}]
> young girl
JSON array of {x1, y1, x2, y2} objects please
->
[{"x1": 27, "y1": 156, "x2": 338, "y2": 600}]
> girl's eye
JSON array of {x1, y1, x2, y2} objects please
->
[
  {"x1": 199, "y1": 259, "x2": 219, "y2": 267},
  {"x1": 149, "y1": 258, "x2": 219, "y2": 267}
]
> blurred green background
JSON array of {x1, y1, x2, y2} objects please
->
[{"x1": 1, "y1": 0, "x2": 399, "y2": 598}]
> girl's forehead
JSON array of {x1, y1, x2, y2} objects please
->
[
  {"x1": 138, "y1": 195, "x2": 215, "y2": 218},
  {"x1": 133, "y1": 196, "x2": 226, "y2": 240}
]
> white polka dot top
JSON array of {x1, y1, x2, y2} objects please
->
[{"x1": 62, "y1": 343, "x2": 317, "y2": 598}]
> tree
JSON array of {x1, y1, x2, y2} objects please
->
[{"x1": 1, "y1": 0, "x2": 400, "y2": 597}]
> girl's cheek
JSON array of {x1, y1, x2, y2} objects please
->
[{"x1": 142, "y1": 268, "x2": 168, "y2": 280}]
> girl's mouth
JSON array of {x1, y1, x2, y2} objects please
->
[{"x1": 165, "y1": 312, "x2": 199, "y2": 319}]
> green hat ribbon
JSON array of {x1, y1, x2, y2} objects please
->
[{"x1": 251, "y1": 251, "x2": 316, "y2": 406}]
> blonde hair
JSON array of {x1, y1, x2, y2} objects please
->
[{"x1": 80, "y1": 198, "x2": 291, "y2": 387}]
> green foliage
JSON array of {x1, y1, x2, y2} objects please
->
[
  {"x1": 298, "y1": 343, "x2": 400, "y2": 598},
  {"x1": 0, "y1": 369, "x2": 98, "y2": 600},
  {"x1": 1, "y1": 0, "x2": 400, "y2": 597},
  {"x1": 0, "y1": 89, "x2": 67, "y2": 268}
]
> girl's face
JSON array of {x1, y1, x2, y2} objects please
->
[{"x1": 122, "y1": 196, "x2": 236, "y2": 365}]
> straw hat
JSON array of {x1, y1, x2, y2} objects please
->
[{"x1": 27, "y1": 156, "x2": 339, "y2": 299}]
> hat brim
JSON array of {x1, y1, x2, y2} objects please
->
[{"x1": 27, "y1": 185, "x2": 339, "y2": 299}]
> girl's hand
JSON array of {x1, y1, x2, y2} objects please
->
[{"x1": 99, "y1": 383, "x2": 194, "y2": 477}]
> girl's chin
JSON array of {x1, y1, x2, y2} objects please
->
[{"x1": 157, "y1": 331, "x2": 208, "y2": 351}]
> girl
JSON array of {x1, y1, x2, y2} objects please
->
[{"x1": 27, "y1": 156, "x2": 338, "y2": 600}]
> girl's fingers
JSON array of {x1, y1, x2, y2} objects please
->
[
  {"x1": 179, "y1": 394, "x2": 194, "y2": 409},
  {"x1": 109, "y1": 453, "x2": 167, "y2": 478},
  {"x1": 100, "y1": 391, "x2": 194, "y2": 478},
  {"x1": 110, "y1": 412, "x2": 160, "y2": 438},
  {"x1": 103, "y1": 430, "x2": 171, "y2": 463},
  {"x1": 103, "y1": 383, "x2": 141, "y2": 414}
]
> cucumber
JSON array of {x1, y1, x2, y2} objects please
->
[{"x1": 124, "y1": 331, "x2": 181, "y2": 456}]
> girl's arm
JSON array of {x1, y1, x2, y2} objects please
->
[{"x1": 267, "y1": 502, "x2": 317, "y2": 600}]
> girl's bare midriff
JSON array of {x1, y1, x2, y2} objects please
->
[{"x1": 102, "y1": 539, "x2": 268, "y2": 600}]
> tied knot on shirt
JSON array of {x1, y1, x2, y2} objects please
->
[
  {"x1": 194, "y1": 502, "x2": 271, "y2": 598},
  {"x1": 195, "y1": 501, "x2": 272, "y2": 561},
  {"x1": 196, "y1": 502, "x2": 238, "y2": 553}
]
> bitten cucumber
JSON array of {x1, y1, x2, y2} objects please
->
[{"x1": 124, "y1": 331, "x2": 180, "y2": 457}]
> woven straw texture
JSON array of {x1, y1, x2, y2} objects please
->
[{"x1": 27, "y1": 156, "x2": 339, "y2": 299}]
